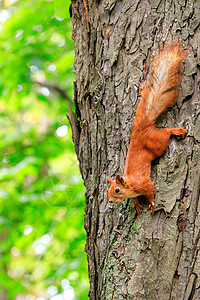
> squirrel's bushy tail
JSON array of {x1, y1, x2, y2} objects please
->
[{"x1": 135, "y1": 41, "x2": 186, "y2": 126}]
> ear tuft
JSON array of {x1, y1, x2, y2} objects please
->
[
  {"x1": 115, "y1": 175, "x2": 126, "y2": 186},
  {"x1": 115, "y1": 175, "x2": 121, "y2": 184}
]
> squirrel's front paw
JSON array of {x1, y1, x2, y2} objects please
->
[{"x1": 133, "y1": 203, "x2": 142, "y2": 214}]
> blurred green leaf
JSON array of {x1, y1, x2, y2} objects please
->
[{"x1": 0, "y1": 0, "x2": 89, "y2": 299}]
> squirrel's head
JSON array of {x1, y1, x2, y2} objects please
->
[{"x1": 108, "y1": 175, "x2": 129, "y2": 204}]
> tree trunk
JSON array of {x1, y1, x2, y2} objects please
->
[{"x1": 70, "y1": 1, "x2": 200, "y2": 299}]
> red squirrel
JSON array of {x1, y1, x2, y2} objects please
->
[{"x1": 108, "y1": 41, "x2": 187, "y2": 214}]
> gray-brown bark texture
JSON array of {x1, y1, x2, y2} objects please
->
[{"x1": 70, "y1": 0, "x2": 200, "y2": 299}]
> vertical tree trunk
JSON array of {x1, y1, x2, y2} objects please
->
[{"x1": 70, "y1": 1, "x2": 200, "y2": 299}]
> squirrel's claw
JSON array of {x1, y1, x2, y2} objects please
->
[
  {"x1": 180, "y1": 128, "x2": 188, "y2": 135},
  {"x1": 148, "y1": 203, "x2": 154, "y2": 214}
]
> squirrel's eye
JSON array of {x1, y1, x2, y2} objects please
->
[{"x1": 115, "y1": 188, "x2": 120, "y2": 193}]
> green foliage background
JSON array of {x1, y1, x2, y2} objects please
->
[{"x1": 0, "y1": 0, "x2": 89, "y2": 299}]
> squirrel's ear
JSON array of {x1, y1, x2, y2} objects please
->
[
  {"x1": 108, "y1": 177, "x2": 113, "y2": 184},
  {"x1": 115, "y1": 175, "x2": 121, "y2": 184},
  {"x1": 116, "y1": 175, "x2": 126, "y2": 186}
]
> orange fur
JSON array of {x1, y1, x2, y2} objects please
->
[{"x1": 108, "y1": 41, "x2": 187, "y2": 213}]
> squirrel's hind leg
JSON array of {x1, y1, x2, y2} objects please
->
[
  {"x1": 145, "y1": 127, "x2": 187, "y2": 158},
  {"x1": 144, "y1": 127, "x2": 171, "y2": 158},
  {"x1": 165, "y1": 128, "x2": 188, "y2": 136}
]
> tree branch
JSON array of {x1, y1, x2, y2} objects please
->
[
  {"x1": 33, "y1": 80, "x2": 81, "y2": 159},
  {"x1": 33, "y1": 80, "x2": 73, "y2": 104}
]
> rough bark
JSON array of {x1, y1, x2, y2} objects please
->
[{"x1": 70, "y1": 1, "x2": 200, "y2": 299}]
